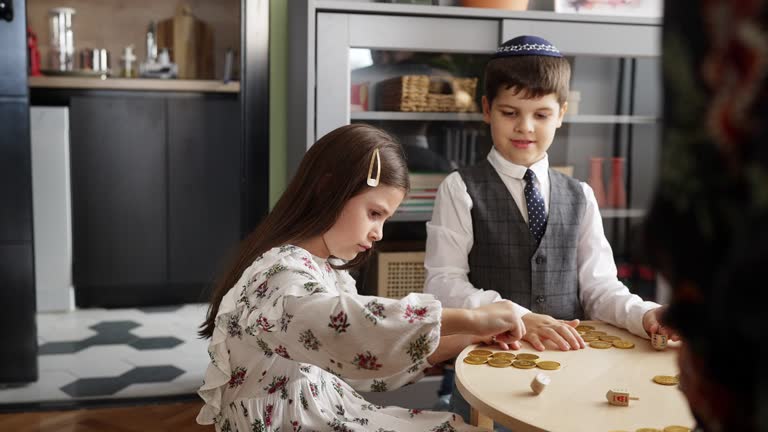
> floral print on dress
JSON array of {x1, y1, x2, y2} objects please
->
[
  {"x1": 264, "y1": 375, "x2": 289, "y2": 400},
  {"x1": 403, "y1": 304, "x2": 429, "y2": 323},
  {"x1": 255, "y1": 314, "x2": 274, "y2": 333},
  {"x1": 363, "y1": 299, "x2": 387, "y2": 324},
  {"x1": 309, "y1": 382, "x2": 319, "y2": 398},
  {"x1": 226, "y1": 315, "x2": 243, "y2": 338},
  {"x1": 328, "y1": 310, "x2": 350, "y2": 334},
  {"x1": 264, "y1": 263, "x2": 287, "y2": 279},
  {"x1": 275, "y1": 345, "x2": 290, "y2": 359},
  {"x1": 279, "y1": 311, "x2": 294, "y2": 332},
  {"x1": 255, "y1": 280, "x2": 270, "y2": 298},
  {"x1": 407, "y1": 333, "x2": 431, "y2": 363},
  {"x1": 332, "y1": 378, "x2": 343, "y2": 397},
  {"x1": 409, "y1": 409, "x2": 423, "y2": 418},
  {"x1": 352, "y1": 351, "x2": 382, "y2": 371},
  {"x1": 256, "y1": 338, "x2": 274, "y2": 357},
  {"x1": 432, "y1": 421, "x2": 458, "y2": 432},
  {"x1": 299, "y1": 391, "x2": 309, "y2": 410},
  {"x1": 299, "y1": 329, "x2": 321, "y2": 351},
  {"x1": 228, "y1": 366, "x2": 247, "y2": 388},
  {"x1": 327, "y1": 419, "x2": 353, "y2": 432},
  {"x1": 370, "y1": 379, "x2": 387, "y2": 392},
  {"x1": 301, "y1": 256, "x2": 316, "y2": 271}
]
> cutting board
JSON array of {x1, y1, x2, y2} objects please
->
[{"x1": 157, "y1": 5, "x2": 214, "y2": 79}]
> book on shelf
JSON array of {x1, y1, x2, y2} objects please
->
[{"x1": 410, "y1": 172, "x2": 448, "y2": 190}]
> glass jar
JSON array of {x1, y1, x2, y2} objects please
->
[{"x1": 49, "y1": 7, "x2": 75, "y2": 71}]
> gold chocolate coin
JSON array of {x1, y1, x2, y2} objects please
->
[
  {"x1": 468, "y1": 349, "x2": 492, "y2": 357},
  {"x1": 463, "y1": 356, "x2": 488, "y2": 365},
  {"x1": 490, "y1": 352, "x2": 515, "y2": 360},
  {"x1": 653, "y1": 375, "x2": 680, "y2": 386},
  {"x1": 663, "y1": 427, "x2": 691, "y2": 432},
  {"x1": 575, "y1": 325, "x2": 595, "y2": 332},
  {"x1": 581, "y1": 335, "x2": 599, "y2": 342},
  {"x1": 512, "y1": 360, "x2": 537, "y2": 369},
  {"x1": 586, "y1": 330, "x2": 607, "y2": 336},
  {"x1": 612, "y1": 340, "x2": 636, "y2": 349},
  {"x1": 599, "y1": 335, "x2": 621, "y2": 342},
  {"x1": 589, "y1": 341, "x2": 613, "y2": 349},
  {"x1": 488, "y1": 358, "x2": 513, "y2": 368},
  {"x1": 515, "y1": 353, "x2": 540, "y2": 361},
  {"x1": 636, "y1": 429, "x2": 663, "y2": 432},
  {"x1": 536, "y1": 361, "x2": 561, "y2": 370}
]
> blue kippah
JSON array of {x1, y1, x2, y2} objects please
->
[{"x1": 491, "y1": 35, "x2": 562, "y2": 59}]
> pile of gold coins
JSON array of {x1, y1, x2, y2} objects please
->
[
  {"x1": 462, "y1": 349, "x2": 561, "y2": 370},
  {"x1": 577, "y1": 324, "x2": 636, "y2": 349}
]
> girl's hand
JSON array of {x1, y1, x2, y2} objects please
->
[{"x1": 469, "y1": 300, "x2": 526, "y2": 347}]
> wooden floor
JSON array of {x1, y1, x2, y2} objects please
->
[{"x1": 0, "y1": 401, "x2": 214, "y2": 432}]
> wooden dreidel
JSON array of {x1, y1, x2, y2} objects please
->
[
  {"x1": 651, "y1": 333, "x2": 668, "y2": 351},
  {"x1": 530, "y1": 372, "x2": 550, "y2": 395},
  {"x1": 606, "y1": 389, "x2": 639, "y2": 406}
]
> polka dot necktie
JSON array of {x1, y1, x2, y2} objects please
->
[{"x1": 524, "y1": 169, "x2": 547, "y2": 244}]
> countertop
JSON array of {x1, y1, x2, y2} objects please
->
[{"x1": 29, "y1": 76, "x2": 240, "y2": 93}]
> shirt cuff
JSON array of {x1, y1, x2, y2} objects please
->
[{"x1": 628, "y1": 301, "x2": 661, "y2": 339}]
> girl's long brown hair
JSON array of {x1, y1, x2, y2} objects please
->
[{"x1": 199, "y1": 124, "x2": 409, "y2": 338}]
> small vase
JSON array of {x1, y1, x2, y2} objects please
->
[
  {"x1": 607, "y1": 157, "x2": 627, "y2": 208},
  {"x1": 588, "y1": 157, "x2": 606, "y2": 208}
]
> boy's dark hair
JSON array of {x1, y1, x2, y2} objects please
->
[
  {"x1": 484, "y1": 55, "x2": 571, "y2": 106},
  {"x1": 199, "y1": 124, "x2": 409, "y2": 338}
]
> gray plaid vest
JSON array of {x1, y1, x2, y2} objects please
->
[{"x1": 458, "y1": 160, "x2": 586, "y2": 319}]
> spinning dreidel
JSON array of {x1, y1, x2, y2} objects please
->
[
  {"x1": 606, "y1": 389, "x2": 639, "y2": 406},
  {"x1": 530, "y1": 373, "x2": 550, "y2": 395},
  {"x1": 651, "y1": 333, "x2": 668, "y2": 351}
]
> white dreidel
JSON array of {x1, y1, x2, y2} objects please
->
[
  {"x1": 530, "y1": 373, "x2": 551, "y2": 395},
  {"x1": 651, "y1": 333, "x2": 668, "y2": 351},
  {"x1": 606, "y1": 389, "x2": 640, "y2": 406}
]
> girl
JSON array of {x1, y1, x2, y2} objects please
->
[{"x1": 197, "y1": 124, "x2": 524, "y2": 431}]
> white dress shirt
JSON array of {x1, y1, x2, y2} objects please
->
[{"x1": 424, "y1": 148, "x2": 659, "y2": 338}]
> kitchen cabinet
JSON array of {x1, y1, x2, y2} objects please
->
[{"x1": 69, "y1": 93, "x2": 241, "y2": 307}]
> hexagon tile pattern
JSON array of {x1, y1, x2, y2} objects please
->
[
  {"x1": 39, "y1": 321, "x2": 183, "y2": 354},
  {"x1": 60, "y1": 366, "x2": 185, "y2": 397}
]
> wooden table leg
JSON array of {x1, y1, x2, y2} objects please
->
[{"x1": 470, "y1": 406, "x2": 494, "y2": 429}]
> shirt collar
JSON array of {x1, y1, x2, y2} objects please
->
[{"x1": 487, "y1": 147, "x2": 549, "y2": 181}]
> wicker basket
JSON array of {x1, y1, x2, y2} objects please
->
[
  {"x1": 376, "y1": 251, "x2": 426, "y2": 299},
  {"x1": 376, "y1": 75, "x2": 479, "y2": 113}
]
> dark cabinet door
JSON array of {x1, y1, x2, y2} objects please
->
[
  {"x1": 167, "y1": 97, "x2": 241, "y2": 297},
  {"x1": 70, "y1": 96, "x2": 168, "y2": 307}
]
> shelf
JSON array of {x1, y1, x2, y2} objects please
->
[
  {"x1": 600, "y1": 208, "x2": 646, "y2": 218},
  {"x1": 29, "y1": 76, "x2": 240, "y2": 94},
  {"x1": 564, "y1": 115, "x2": 658, "y2": 124},
  {"x1": 352, "y1": 111, "x2": 483, "y2": 122},
  {"x1": 315, "y1": 1, "x2": 661, "y2": 25},
  {"x1": 351, "y1": 111, "x2": 658, "y2": 124},
  {"x1": 389, "y1": 212, "x2": 432, "y2": 223}
]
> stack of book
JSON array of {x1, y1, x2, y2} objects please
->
[{"x1": 396, "y1": 172, "x2": 448, "y2": 217}]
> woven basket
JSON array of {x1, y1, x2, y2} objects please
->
[{"x1": 376, "y1": 75, "x2": 479, "y2": 113}]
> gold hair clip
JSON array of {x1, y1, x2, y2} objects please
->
[{"x1": 366, "y1": 148, "x2": 381, "y2": 187}]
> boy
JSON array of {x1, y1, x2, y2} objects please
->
[{"x1": 425, "y1": 36, "x2": 676, "y2": 420}]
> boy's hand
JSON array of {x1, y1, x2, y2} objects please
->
[
  {"x1": 643, "y1": 306, "x2": 680, "y2": 341},
  {"x1": 521, "y1": 313, "x2": 585, "y2": 351}
]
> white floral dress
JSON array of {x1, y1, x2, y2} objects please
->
[{"x1": 197, "y1": 245, "x2": 483, "y2": 432}]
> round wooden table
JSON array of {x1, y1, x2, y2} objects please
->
[{"x1": 455, "y1": 321, "x2": 695, "y2": 432}]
